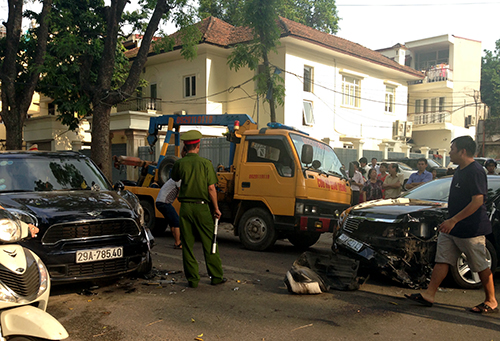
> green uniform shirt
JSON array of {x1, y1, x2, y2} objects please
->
[{"x1": 171, "y1": 153, "x2": 217, "y2": 202}]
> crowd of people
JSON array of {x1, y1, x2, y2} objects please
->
[{"x1": 348, "y1": 157, "x2": 433, "y2": 206}]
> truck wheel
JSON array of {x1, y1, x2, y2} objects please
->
[
  {"x1": 450, "y1": 240, "x2": 497, "y2": 289},
  {"x1": 157, "y1": 156, "x2": 179, "y2": 187},
  {"x1": 288, "y1": 232, "x2": 321, "y2": 250},
  {"x1": 140, "y1": 199, "x2": 156, "y2": 232},
  {"x1": 239, "y1": 208, "x2": 276, "y2": 251}
]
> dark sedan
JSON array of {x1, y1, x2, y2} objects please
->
[
  {"x1": 0, "y1": 151, "x2": 153, "y2": 282},
  {"x1": 334, "y1": 175, "x2": 500, "y2": 289}
]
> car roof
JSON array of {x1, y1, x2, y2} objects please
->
[{"x1": 0, "y1": 151, "x2": 85, "y2": 158}]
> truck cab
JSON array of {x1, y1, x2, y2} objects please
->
[{"x1": 217, "y1": 123, "x2": 352, "y2": 250}]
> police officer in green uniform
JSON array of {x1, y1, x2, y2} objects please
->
[{"x1": 171, "y1": 130, "x2": 226, "y2": 288}]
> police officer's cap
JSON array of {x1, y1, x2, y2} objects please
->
[{"x1": 181, "y1": 130, "x2": 202, "y2": 145}]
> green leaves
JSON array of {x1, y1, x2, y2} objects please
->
[{"x1": 481, "y1": 39, "x2": 500, "y2": 118}]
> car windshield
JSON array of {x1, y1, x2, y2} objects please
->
[
  {"x1": 290, "y1": 133, "x2": 344, "y2": 177},
  {"x1": 0, "y1": 156, "x2": 110, "y2": 192},
  {"x1": 401, "y1": 177, "x2": 452, "y2": 202}
]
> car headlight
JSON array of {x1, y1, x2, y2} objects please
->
[
  {"x1": 295, "y1": 202, "x2": 304, "y2": 215},
  {"x1": 0, "y1": 218, "x2": 22, "y2": 242},
  {"x1": 136, "y1": 203, "x2": 145, "y2": 227},
  {"x1": 37, "y1": 258, "x2": 49, "y2": 296}
]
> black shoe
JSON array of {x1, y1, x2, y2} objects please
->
[{"x1": 211, "y1": 278, "x2": 227, "y2": 286}]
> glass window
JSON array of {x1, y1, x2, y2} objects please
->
[
  {"x1": 342, "y1": 75, "x2": 361, "y2": 108},
  {"x1": 303, "y1": 101, "x2": 314, "y2": 126},
  {"x1": 246, "y1": 137, "x2": 294, "y2": 177},
  {"x1": 184, "y1": 75, "x2": 196, "y2": 97},
  {"x1": 150, "y1": 84, "x2": 157, "y2": 99},
  {"x1": 303, "y1": 66, "x2": 313, "y2": 92},
  {"x1": 415, "y1": 99, "x2": 421, "y2": 113},
  {"x1": 290, "y1": 134, "x2": 344, "y2": 178},
  {"x1": 423, "y1": 99, "x2": 428, "y2": 113},
  {"x1": 385, "y1": 86, "x2": 395, "y2": 113},
  {"x1": 0, "y1": 156, "x2": 110, "y2": 192},
  {"x1": 439, "y1": 97, "x2": 445, "y2": 112}
]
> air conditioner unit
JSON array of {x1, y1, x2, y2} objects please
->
[
  {"x1": 393, "y1": 120, "x2": 405, "y2": 138},
  {"x1": 464, "y1": 115, "x2": 475, "y2": 128},
  {"x1": 405, "y1": 121, "x2": 413, "y2": 138}
]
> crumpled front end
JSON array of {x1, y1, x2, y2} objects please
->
[{"x1": 335, "y1": 210, "x2": 444, "y2": 288}]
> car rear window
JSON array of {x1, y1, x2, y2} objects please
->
[{"x1": 0, "y1": 156, "x2": 110, "y2": 192}]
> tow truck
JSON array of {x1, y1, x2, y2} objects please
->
[{"x1": 114, "y1": 114, "x2": 352, "y2": 250}]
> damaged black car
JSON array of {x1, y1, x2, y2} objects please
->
[
  {"x1": 334, "y1": 175, "x2": 500, "y2": 289},
  {"x1": 0, "y1": 151, "x2": 153, "y2": 282}
]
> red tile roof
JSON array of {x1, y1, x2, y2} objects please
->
[{"x1": 125, "y1": 16, "x2": 423, "y2": 78}]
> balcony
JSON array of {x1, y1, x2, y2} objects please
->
[
  {"x1": 410, "y1": 112, "x2": 449, "y2": 126},
  {"x1": 116, "y1": 97, "x2": 162, "y2": 112},
  {"x1": 409, "y1": 65, "x2": 453, "y2": 85}
]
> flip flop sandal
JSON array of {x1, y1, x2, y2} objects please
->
[
  {"x1": 174, "y1": 243, "x2": 182, "y2": 249},
  {"x1": 470, "y1": 303, "x2": 499, "y2": 314},
  {"x1": 404, "y1": 293, "x2": 433, "y2": 307}
]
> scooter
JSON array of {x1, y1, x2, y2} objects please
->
[{"x1": 0, "y1": 208, "x2": 68, "y2": 341}]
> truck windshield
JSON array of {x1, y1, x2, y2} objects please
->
[
  {"x1": 0, "y1": 156, "x2": 110, "y2": 192},
  {"x1": 290, "y1": 134, "x2": 344, "y2": 177}
]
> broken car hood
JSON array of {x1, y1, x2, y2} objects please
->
[
  {"x1": 0, "y1": 190, "x2": 137, "y2": 227},
  {"x1": 349, "y1": 198, "x2": 447, "y2": 219}
]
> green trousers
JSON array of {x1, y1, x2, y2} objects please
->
[{"x1": 179, "y1": 202, "x2": 223, "y2": 287}]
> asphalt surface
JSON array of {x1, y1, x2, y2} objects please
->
[{"x1": 48, "y1": 224, "x2": 500, "y2": 340}]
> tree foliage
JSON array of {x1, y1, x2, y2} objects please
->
[
  {"x1": 226, "y1": 0, "x2": 284, "y2": 122},
  {"x1": 198, "y1": 0, "x2": 340, "y2": 34},
  {"x1": 481, "y1": 39, "x2": 500, "y2": 118},
  {"x1": 36, "y1": 0, "x2": 201, "y2": 178}
]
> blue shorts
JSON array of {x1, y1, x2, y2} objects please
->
[{"x1": 155, "y1": 202, "x2": 180, "y2": 228}]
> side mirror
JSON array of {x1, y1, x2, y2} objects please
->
[
  {"x1": 348, "y1": 162, "x2": 355, "y2": 178},
  {"x1": 113, "y1": 181, "x2": 125, "y2": 191},
  {"x1": 301, "y1": 144, "x2": 313, "y2": 165}
]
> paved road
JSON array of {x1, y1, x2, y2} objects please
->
[{"x1": 49, "y1": 225, "x2": 500, "y2": 340}]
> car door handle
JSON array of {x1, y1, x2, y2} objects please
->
[{"x1": 242, "y1": 182, "x2": 250, "y2": 188}]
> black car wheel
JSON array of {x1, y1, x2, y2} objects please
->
[
  {"x1": 135, "y1": 251, "x2": 153, "y2": 275},
  {"x1": 450, "y1": 240, "x2": 497, "y2": 289},
  {"x1": 288, "y1": 232, "x2": 321, "y2": 250},
  {"x1": 239, "y1": 208, "x2": 276, "y2": 251}
]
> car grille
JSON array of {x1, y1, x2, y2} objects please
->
[
  {"x1": 42, "y1": 219, "x2": 140, "y2": 245},
  {"x1": 343, "y1": 217, "x2": 363, "y2": 234},
  {"x1": 67, "y1": 258, "x2": 129, "y2": 277},
  {"x1": 0, "y1": 261, "x2": 40, "y2": 297}
]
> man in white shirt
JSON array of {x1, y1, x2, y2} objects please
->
[{"x1": 156, "y1": 178, "x2": 182, "y2": 248}]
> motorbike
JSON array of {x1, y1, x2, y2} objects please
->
[{"x1": 0, "y1": 208, "x2": 68, "y2": 341}]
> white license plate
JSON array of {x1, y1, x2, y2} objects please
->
[
  {"x1": 76, "y1": 247, "x2": 123, "y2": 263},
  {"x1": 338, "y1": 233, "x2": 363, "y2": 252}
]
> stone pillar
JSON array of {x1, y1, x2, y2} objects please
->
[
  {"x1": 378, "y1": 143, "x2": 388, "y2": 160},
  {"x1": 438, "y1": 148, "x2": 448, "y2": 167},
  {"x1": 420, "y1": 146, "x2": 430, "y2": 159},
  {"x1": 400, "y1": 144, "x2": 411, "y2": 158},
  {"x1": 125, "y1": 130, "x2": 148, "y2": 180},
  {"x1": 356, "y1": 140, "x2": 365, "y2": 161},
  {"x1": 71, "y1": 140, "x2": 83, "y2": 151}
]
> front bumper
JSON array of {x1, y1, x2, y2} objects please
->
[{"x1": 22, "y1": 235, "x2": 150, "y2": 282}]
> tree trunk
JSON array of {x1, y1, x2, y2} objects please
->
[
  {"x1": 3, "y1": 109, "x2": 24, "y2": 150},
  {"x1": 91, "y1": 103, "x2": 112, "y2": 180}
]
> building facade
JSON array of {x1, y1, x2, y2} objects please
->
[{"x1": 379, "y1": 35, "x2": 487, "y2": 160}]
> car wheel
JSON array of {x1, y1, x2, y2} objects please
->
[
  {"x1": 140, "y1": 199, "x2": 156, "y2": 232},
  {"x1": 238, "y1": 208, "x2": 276, "y2": 251},
  {"x1": 450, "y1": 240, "x2": 497, "y2": 289},
  {"x1": 157, "y1": 156, "x2": 179, "y2": 187},
  {"x1": 288, "y1": 232, "x2": 321, "y2": 250},
  {"x1": 135, "y1": 251, "x2": 153, "y2": 275}
]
